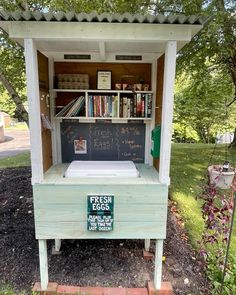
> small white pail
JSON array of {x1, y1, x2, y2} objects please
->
[{"x1": 208, "y1": 165, "x2": 235, "y2": 189}]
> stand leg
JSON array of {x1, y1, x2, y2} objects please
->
[
  {"x1": 154, "y1": 239, "x2": 163, "y2": 290},
  {"x1": 38, "y1": 239, "x2": 48, "y2": 290},
  {"x1": 144, "y1": 239, "x2": 151, "y2": 251},
  {"x1": 55, "y1": 239, "x2": 61, "y2": 252}
]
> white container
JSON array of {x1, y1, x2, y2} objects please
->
[
  {"x1": 208, "y1": 165, "x2": 235, "y2": 189},
  {"x1": 0, "y1": 124, "x2": 4, "y2": 143},
  {"x1": 65, "y1": 160, "x2": 139, "y2": 178}
]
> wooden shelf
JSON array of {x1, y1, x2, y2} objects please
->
[
  {"x1": 55, "y1": 116, "x2": 152, "y2": 122},
  {"x1": 53, "y1": 88, "x2": 153, "y2": 122},
  {"x1": 53, "y1": 89, "x2": 153, "y2": 94}
]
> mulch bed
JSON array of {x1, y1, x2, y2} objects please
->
[{"x1": 0, "y1": 167, "x2": 210, "y2": 294}]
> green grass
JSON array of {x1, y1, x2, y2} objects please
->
[
  {"x1": 170, "y1": 143, "x2": 236, "y2": 254},
  {"x1": 5, "y1": 123, "x2": 28, "y2": 130},
  {"x1": 0, "y1": 152, "x2": 30, "y2": 169},
  {"x1": 0, "y1": 286, "x2": 27, "y2": 295}
]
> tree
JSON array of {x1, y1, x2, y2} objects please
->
[
  {"x1": 0, "y1": 0, "x2": 151, "y2": 122},
  {"x1": 0, "y1": 0, "x2": 235, "y2": 127},
  {"x1": 174, "y1": 67, "x2": 235, "y2": 143},
  {"x1": 0, "y1": 29, "x2": 28, "y2": 122}
]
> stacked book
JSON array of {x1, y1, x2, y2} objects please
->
[
  {"x1": 88, "y1": 95, "x2": 118, "y2": 118},
  {"x1": 56, "y1": 96, "x2": 85, "y2": 117},
  {"x1": 120, "y1": 93, "x2": 152, "y2": 118}
]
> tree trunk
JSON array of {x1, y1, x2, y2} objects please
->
[
  {"x1": 0, "y1": 70, "x2": 28, "y2": 124},
  {"x1": 229, "y1": 128, "x2": 236, "y2": 148}
]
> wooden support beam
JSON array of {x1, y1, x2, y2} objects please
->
[
  {"x1": 159, "y1": 41, "x2": 177, "y2": 185},
  {"x1": 55, "y1": 239, "x2": 62, "y2": 252},
  {"x1": 154, "y1": 239, "x2": 163, "y2": 289},
  {"x1": 99, "y1": 41, "x2": 106, "y2": 61},
  {"x1": 145, "y1": 239, "x2": 151, "y2": 252},
  {"x1": 24, "y1": 38, "x2": 43, "y2": 184},
  {"x1": 38, "y1": 239, "x2": 49, "y2": 290}
]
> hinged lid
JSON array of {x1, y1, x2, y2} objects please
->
[{"x1": 65, "y1": 160, "x2": 139, "y2": 178}]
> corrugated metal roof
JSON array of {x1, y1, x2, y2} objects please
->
[{"x1": 0, "y1": 11, "x2": 207, "y2": 25}]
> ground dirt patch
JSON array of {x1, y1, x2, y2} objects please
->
[{"x1": 0, "y1": 167, "x2": 210, "y2": 294}]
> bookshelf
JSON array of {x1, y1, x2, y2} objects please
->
[{"x1": 53, "y1": 89, "x2": 153, "y2": 122}]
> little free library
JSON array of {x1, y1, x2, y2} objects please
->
[{"x1": 0, "y1": 11, "x2": 207, "y2": 292}]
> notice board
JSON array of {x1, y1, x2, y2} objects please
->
[{"x1": 61, "y1": 121, "x2": 145, "y2": 163}]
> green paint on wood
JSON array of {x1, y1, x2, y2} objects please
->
[{"x1": 33, "y1": 164, "x2": 168, "y2": 240}]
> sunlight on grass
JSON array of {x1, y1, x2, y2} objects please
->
[
  {"x1": 5, "y1": 122, "x2": 28, "y2": 130},
  {"x1": 170, "y1": 143, "x2": 236, "y2": 252},
  {"x1": 0, "y1": 286, "x2": 27, "y2": 295},
  {"x1": 0, "y1": 152, "x2": 30, "y2": 169}
]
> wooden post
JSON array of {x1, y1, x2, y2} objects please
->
[
  {"x1": 159, "y1": 41, "x2": 177, "y2": 185},
  {"x1": 38, "y1": 239, "x2": 49, "y2": 290},
  {"x1": 154, "y1": 239, "x2": 163, "y2": 289},
  {"x1": 24, "y1": 38, "x2": 43, "y2": 184},
  {"x1": 144, "y1": 239, "x2": 151, "y2": 251},
  {"x1": 55, "y1": 239, "x2": 61, "y2": 252}
]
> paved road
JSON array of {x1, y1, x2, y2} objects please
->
[{"x1": 0, "y1": 129, "x2": 30, "y2": 158}]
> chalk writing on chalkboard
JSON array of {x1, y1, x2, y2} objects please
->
[{"x1": 61, "y1": 122, "x2": 145, "y2": 163}]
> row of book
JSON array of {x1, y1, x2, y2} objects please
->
[
  {"x1": 120, "y1": 93, "x2": 152, "y2": 118},
  {"x1": 56, "y1": 93, "x2": 152, "y2": 118},
  {"x1": 56, "y1": 96, "x2": 85, "y2": 117},
  {"x1": 88, "y1": 95, "x2": 118, "y2": 118}
]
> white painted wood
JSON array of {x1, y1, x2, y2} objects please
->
[
  {"x1": 24, "y1": 39, "x2": 43, "y2": 184},
  {"x1": 45, "y1": 52, "x2": 162, "y2": 63},
  {"x1": 159, "y1": 41, "x2": 177, "y2": 185},
  {"x1": 144, "y1": 239, "x2": 151, "y2": 251},
  {"x1": 48, "y1": 58, "x2": 58, "y2": 165},
  {"x1": 9, "y1": 22, "x2": 197, "y2": 42},
  {"x1": 154, "y1": 239, "x2": 163, "y2": 289},
  {"x1": 144, "y1": 123, "x2": 151, "y2": 164},
  {"x1": 55, "y1": 119, "x2": 62, "y2": 163},
  {"x1": 99, "y1": 41, "x2": 106, "y2": 61},
  {"x1": 40, "y1": 163, "x2": 162, "y2": 185},
  {"x1": 53, "y1": 89, "x2": 153, "y2": 94},
  {"x1": 79, "y1": 118, "x2": 96, "y2": 123},
  {"x1": 38, "y1": 239, "x2": 48, "y2": 290},
  {"x1": 55, "y1": 239, "x2": 61, "y2": 252}
]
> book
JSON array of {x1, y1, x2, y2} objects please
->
[
  {"x1": 123, "y1": 97, "x2": 128, "y2": 118},
  {"x1": 127, "y1": 98, "x2": 131, "y2": 118},
  {"x1": 147, "y1": 94, "x2": 152, "y2": 118},
  {"x1": 136, "y1": 93, "x2": 142, "y2": 117},
  {"x1": 119, "y1": 97, "x2": 123, "y2": 117},
  {"x1": 56, "y1": 97, "x2": 85, "y2": 118},
  {"x1": 56, "y1": 98, "x2": 76, "y2": 117},
  {"x1": 66, "y1": 96, "x2": 85, "y2": 117},
  {"x1": 133, "y1": 95, "x2": 137, "y2": 117},
  {"x1": 141, "y1": 94, "x2": 145, "y2": 117}
]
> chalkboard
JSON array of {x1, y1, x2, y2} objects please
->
[{"x1": 61, "y1": 121, "x2": 145, "y2": 163}]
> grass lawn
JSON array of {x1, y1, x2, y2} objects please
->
[
  {"x1": 5, "y1": 122, "x2": 28, "y2": 131},
  {"x1": 0, "y1": 152, "x2": 30, "y2": 169},
  {"x1": 170, "y1": 143, "x2": 236, "y2": 255}
]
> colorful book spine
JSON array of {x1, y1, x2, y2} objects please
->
[
  {"x1": 123, "y1": 97, "x2": 128, "y2": 118},
  {"x1": 120, "y1": 97, "x2": 123, "y2": 117},
  {"x1": 141, "y1": 94, "x2": 145, "y2": 117},
  {"x1": 136, "y1": 93, "x2": 142, "y2": 117},
  {"x1": 147, "y1": 94, "x2": 152, "y2": 118},
  {"x1": 133, "y1": 95, "x2": 137, "y2": 117}
]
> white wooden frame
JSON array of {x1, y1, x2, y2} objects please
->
[
  {"x1": 24, "y1": 38, "x2": 44, "y2": 184},
  {"x1": 18, "y1": 18, "x2": 197, "y2": 291},
  {"x1": 159, "y1": 41, "x2": 177, "y2": 185}
]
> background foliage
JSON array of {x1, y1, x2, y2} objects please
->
[{"x1": 0, "y1": 0, "x2": 235, "y2": 133}]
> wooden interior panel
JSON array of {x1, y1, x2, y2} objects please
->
[
  {"x1": 54, "y1": 62, "x2": 152, "y2": 107},
  {"x1": 38, "y1": 51, "x2": 52, "y2": 172},
  {"x1": 153, "y1": 54, "x2": 165, "y2": 171}
]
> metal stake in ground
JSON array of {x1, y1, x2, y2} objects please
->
[{"x1": 219, "y1": 191, "x2": 236, "y2": 295}]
